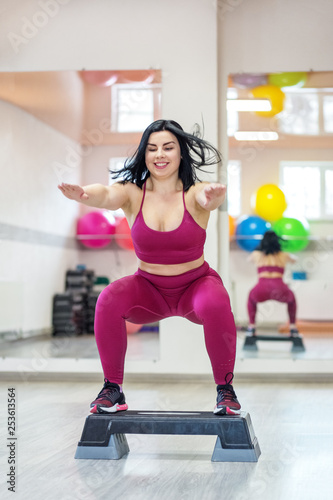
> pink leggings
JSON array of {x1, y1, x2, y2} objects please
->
[
  {"x1": 247, "y1": 278, "x2": 297, "y2": 324},
  {"x1": 94, "y1": 262, "x2": 237, "y2": 385}
]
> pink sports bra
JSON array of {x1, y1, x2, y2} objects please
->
[
  {"x1": 258, "y1": 266, "x2": 284, "y2": 274},
  {"x1": 131, "y1": 183, "x2": 206, "y2": 265}
]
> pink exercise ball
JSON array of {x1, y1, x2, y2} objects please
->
[{"x1": 77, "y1": 211, "x2": 115, "y2": 249}]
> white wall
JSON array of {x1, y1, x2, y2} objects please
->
[
  {"x1": 219, "y1": 0, "x2": 333, "y2": 73},
  {"x1": 0, "y1": 100, "x2": 80, "y2": 334}
]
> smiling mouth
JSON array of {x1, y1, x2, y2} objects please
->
[{"x1": 154, "y1": 162, "x2": 168, "y2": 168}]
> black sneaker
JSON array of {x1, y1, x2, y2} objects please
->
[
  {"x1": 246, "y1": 327, "x2": 256, "y2": 337},
  {"x1": 90, "y1": 379, "x2": 128, "y2": 414},
  {"x1": 214, "y1": 372, "x2": 241, "y2": 415},
  {"x1": 289, "y1": 328, "x2": 300, "y2": 337}
]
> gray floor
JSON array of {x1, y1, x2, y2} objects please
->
[
  {"x1": 0, "y1": 331, "x2": 159, "y2": 361},
  {"x1": 0, "y1": 379, "x2": 332, "y2": 500},
  {"x1": 1, "y1": 328, "x2": 333, "y2": 361}
]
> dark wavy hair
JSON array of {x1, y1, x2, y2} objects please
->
[
  {"x1": 256, "y1": 230, "x2": 283, "y2": 255},
  {"x1": 110, "y1": 119, "x2": 222, "y2": 191}
]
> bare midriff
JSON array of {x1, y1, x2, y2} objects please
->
[
  {"x1": 138, "y1": 255, "x2": 205, "y2": 276},
  {"x1": 258, "y1": 271, "x2": 284, "y2": 279}
]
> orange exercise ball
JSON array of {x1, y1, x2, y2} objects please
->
[{"x1": 229, "y1": 214, "x2": 236, "y2": 239}]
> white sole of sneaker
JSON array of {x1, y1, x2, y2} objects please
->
[
  {"x1": 213, "y1": 406, "x2": 241, "y2": 416},
  {"x1": 90, "y1": 403, "x2": 128, "y2": 414}
]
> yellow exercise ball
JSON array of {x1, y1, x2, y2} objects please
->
[
  {"x1": 251, "y1": 84, "x2": 285, "y2": 117},
  {"x1": 251, "y1": 184, "x2": 287, "y2": 222}
]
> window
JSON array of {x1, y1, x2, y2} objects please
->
[
  {"x1": 227, "y1": 160, "x2": 241, "y2": 217},
  {"x1": 111, "y1": 83, "x2": 161, "y2": 133},
  {"x1": 323, "y1": 95, "x2": 333, "y2": 133},
  {"x1": 278, "y1": 89, "x2": 333, "y2": 135},
  {"x1": 280, "y1": 161, "x2": 333, "y2": 220}
]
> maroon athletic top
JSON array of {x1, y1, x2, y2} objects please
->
[
  {"x1": 258, "y1": 266, "x2": 284, "y2": 274},
  {"x1": 131, "y1": 183, "x2": 206, "y2": 265}
]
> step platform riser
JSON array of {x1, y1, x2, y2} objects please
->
[
  {"x1": 243, "y1": 334, "x2": 305, "y2": 352},
  {"x1": 75, "y1": 410, "x2": 261, "y2": 462}
]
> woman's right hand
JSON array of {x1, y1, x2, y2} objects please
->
[{"x1": 58, "y1": 183, "x2": 89, "y2": 201}]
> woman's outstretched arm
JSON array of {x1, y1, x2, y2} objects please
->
[{"x1": 58, "y1": 182, "x2": 129, "y2": 211}]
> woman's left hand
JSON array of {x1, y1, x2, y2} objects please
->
[{"x1": 197, "y1": 183, "x2": 227, "y2": 210}]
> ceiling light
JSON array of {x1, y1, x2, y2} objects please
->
[
  {"x1": 227, "y1": 99, "x2": 272, "y2": 112},
  {"x1": 234, "y1": 131, "x2": 279, "y2": 141}
]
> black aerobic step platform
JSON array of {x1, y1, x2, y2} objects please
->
[
  {"x1": 75, "y1": 410, "x2": 261, "y2": 462},
  {"x1": 243, "y1": 333, "x2": 305, "y2": 352}
]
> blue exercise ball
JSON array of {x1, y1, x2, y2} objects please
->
[{"x1": 235, "y1": 215, "x2": 271, "y2": 252}]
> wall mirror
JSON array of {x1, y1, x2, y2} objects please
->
[
  {"x1": 0, "y1": 69, "x2": 162, "y2": 370},
  {"x1": 227, "y1": 70, "x2": 333, "y2": 362},
  {"x1": 1, "y1": 69, "x2": 333, "y2": 376}
]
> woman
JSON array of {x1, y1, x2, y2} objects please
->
[
  {"x1": 58, "y1": 119, "x2": 240, "y2": 416},
  {"x1": 246, "y1": 230, "x2": 299, "y2": 336}
]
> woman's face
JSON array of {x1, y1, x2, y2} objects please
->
[{"x1": 145, "y1": 130, "x2": 181, "y2": 180}]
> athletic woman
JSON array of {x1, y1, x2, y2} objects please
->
[
  {"x1": 247, "y1": 230, "x2": 299, "y2": 336},
  {"x1": 58, "y1": 119, "x2": 240, "y2": 416}
]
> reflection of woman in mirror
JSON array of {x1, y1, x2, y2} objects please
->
[
  {"x1": 246, "y1": 230, "x2": 299, "y2": 337},
  {"x1": 58, "y1": 119, "x2": 240, "y2": 416}
]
